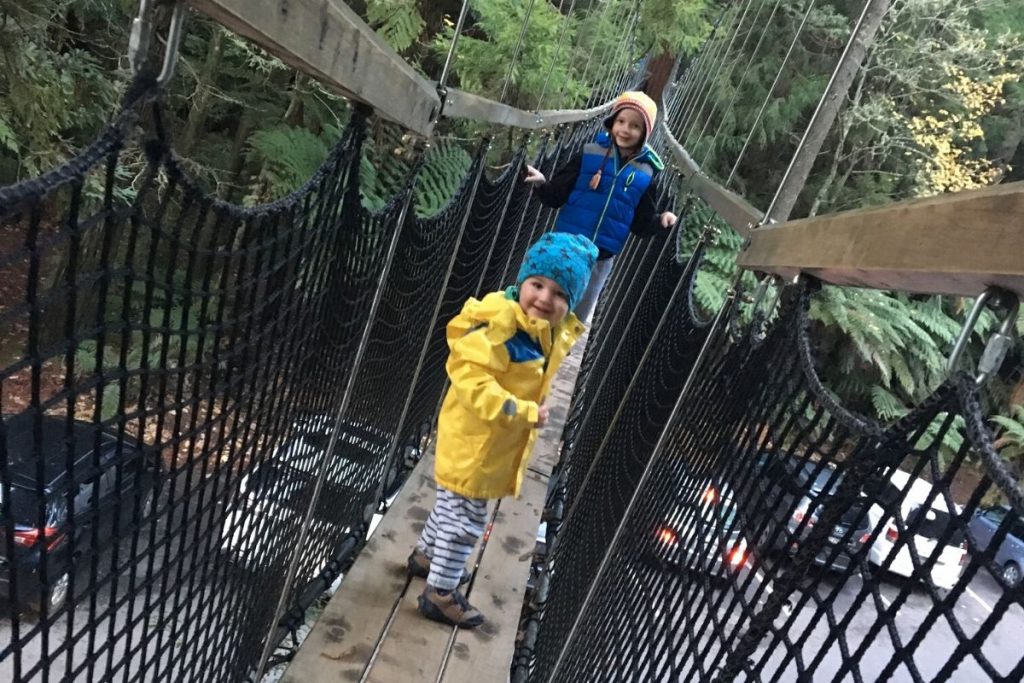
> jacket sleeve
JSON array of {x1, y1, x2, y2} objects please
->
[
  {"x1": 532, "y1": 154, "x2": 582, "y2": 208},
  {"x1": 629, "y1": 172, "x2": 667, "y2": 237},
  {"x1": 446, "y1": 327, "x2": 540, "y2": 426}
]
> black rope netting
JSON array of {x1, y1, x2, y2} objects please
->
[
  {"x1": 0, "y1": 78, "x2": 596, "y2": 681},
  {"x1": 2, "y1": 55, "x2": 1023, "y2": 683},
  {"x1": 519, "y1": 255, "x2": 1024, "y2": 681}
]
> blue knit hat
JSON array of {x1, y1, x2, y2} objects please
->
[{"x1": 515, "y1": 233, "x2": 599, "y2": 312}]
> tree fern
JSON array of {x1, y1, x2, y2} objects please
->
[
  {"x1": 366, "y1": 0, "x2": 425, "y2": 54},
  {"x1": 414, "y1": 141, "x2": 472, "y2": 217},
  {"x1": 247, "y1": 125, "x2": 333, "y2": 201}
]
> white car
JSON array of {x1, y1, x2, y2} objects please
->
[
  {"x1": 865, "y1": 468, "x2": 967, "y2": 590},
  {"x1": 219, "y1": 415, "x2": 403, "y2": 574}
]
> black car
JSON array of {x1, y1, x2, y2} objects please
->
[
  {"x1": 788, "y1": 498, "x2": 872, "y2": 572},
  {"x1": 0, "y1": 415, "x2": 160, "y2": 613},
  {"x1": 647, "y1": 472, "x2": 752, "y2": 582}
]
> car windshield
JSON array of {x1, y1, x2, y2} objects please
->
[{"x1": 983, "y1": 506, "x2": 1009, "y2": 526}]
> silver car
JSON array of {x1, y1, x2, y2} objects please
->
[{"x1": 968, "y1": 504, "x2": 1024, "y2": 587}]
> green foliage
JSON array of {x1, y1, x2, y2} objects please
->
[
  {"x1": 246, "y1": 125, "x2": 339, "y2": 201},
  {"x1": 414, "y1": 141, "x2": 472, "y2": 217},
  {"x1": 366, "y1": 0, "x2": 426, "y2": 53}
]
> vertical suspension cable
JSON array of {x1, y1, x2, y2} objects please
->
[
  {"x1": 577, "y1": 0, "x2": 610, "y2": 90},
  {"x1": 536, "y1": 0, "x2": 578, "y2": 111},
  {"x1": 547, "y1": 244, "x2": 741, "y2": 683},
  {"x1": 500, "y1": 0, "x2": 538, "y2": 104},
  {"x1": 437, "y1": 0, "x2": 472, "y2": 92},
  {"x1": 252, "y1": 149, "x2": 424, "y2": 682},
  {"x1": 697, "y1": 0, "x2": 782, "y2": 167},
  {"x1": 673, "y1": 3, "x2": 744, "y2": 138},
  {"x1": 681, "y1": 0, "x2": 756, "y2": 149},
  {"x1": 592, "y1": 0, "x2": 641, "y2": 98},
  {"x1": 727, "y1": 0, "x2": 818, "y2": 185}
]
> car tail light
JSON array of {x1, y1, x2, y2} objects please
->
[
  {"x1": 13, "y1": 526, "x2": 66, "y2": 551},
  {"x1": 859, "y1": 532, "x2": 871, "y2": 544},
  {"x1": 885, "y1": 525, "x2": 899, "y2": 542},
  {"x1": 727, "y1": 546, "x2": 748, "y2": 567},
  {"x1": 702, "y1": 486, "x2": 719, "y2": 504},
  {"x1": 793, "y1": 510, "x2": 814, "y2": 526},
  {"x1": 657, "y1": 527, "x2": 678, "y2": 546}
]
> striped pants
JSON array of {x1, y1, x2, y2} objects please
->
[{"x1": 416, "y1": 486, "x2": 488, "y2": 591}]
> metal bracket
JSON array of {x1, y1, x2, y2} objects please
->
[
  {"x1": 948, "y1": 288, "x2": 1020, "y2": 385},
  {"x1": 128, "y1": 0, "x2": 187, "y2": 87}
]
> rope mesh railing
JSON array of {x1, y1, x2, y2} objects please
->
[
  {"x1": 2, "y1": 11, "x2": 1023, "y2": 682},
  {"x1": 0, "y1": 76, "x2": 607, "y2": 681},
  {"x1": 517, "y1": 244, "x2": 1024, "y2": 681}
]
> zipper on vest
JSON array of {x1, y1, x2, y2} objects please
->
[{"x1": 592, "y1": 152, "x2": 637, "y2": 242}]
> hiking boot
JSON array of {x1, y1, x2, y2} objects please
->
[
  {"x1": 406, "y1": 549, "x2": 470, "y2": 585},
  {"x1": 417, "y1": 586, "x2": 485, "y2": 628}
]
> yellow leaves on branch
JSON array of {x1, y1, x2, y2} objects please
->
[{"x1": 905, "y1": 64, "x2": 1015, "y2": 196}]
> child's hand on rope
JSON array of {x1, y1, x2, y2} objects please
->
[
  {"x1": 536, "y1": 404, "x2": 550, "y2": 428},
  {"x1": 660, "y1": 211, "x2": 678, "y2": 229},
  {"x1": 524, "y1": 165, "x2": 547, "y2": 185}
]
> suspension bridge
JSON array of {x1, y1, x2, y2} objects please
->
[{"x1": 0, "y1": 1, "x2": 1022, "y2": 682}]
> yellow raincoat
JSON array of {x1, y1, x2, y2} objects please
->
[{"x1": 435, "y1": 290, "x2": 584, "y2": 499}]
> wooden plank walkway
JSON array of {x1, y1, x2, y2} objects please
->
[{"x1": 280, "y1": 338, "x2": 585, "y2": 683}]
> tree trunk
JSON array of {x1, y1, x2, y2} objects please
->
[
  {"x1": 642, "y1": 51, "x2": 679, "y2": 104},
  {"x1": 223, "y1": 114, "x2": 253, "y2": 204},
  {"x1": 180, "y1": 28, "x2": 225, "y2": 158},
  {"x1": 808, "y1": 62, "x2": 869, "y2": 217},
  {"x1": 767, "y1": 0, "x2": 891, "y2": 223},
  {"x1": 283, "y1": 74, "x2": 307, "y2": 127}
]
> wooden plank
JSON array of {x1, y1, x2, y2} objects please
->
[
  {"x1": 441, "y1": 88, "x2": 613, "y2": 129},
  {"x1": 659, "y1": 122, "x2": 763, "y2": 237},
  {"x1": 363, "y1": 512, "x2": 474, "y2": 683},
  {"x1": 364, "y1": 583, "x2": 453, "y2": 682},
  {"x1": 738, "y1": 181, "x2": 1024, "y2": 297},
  {"x1": 441, "y1": 469, "x2": 549, "y2": 683},
  {"x1": 280, "y1": 452, "x2": 440, "y2": 683},
  {"x1": 187, "y1": 0, "x2": 440, "y2": 136}
]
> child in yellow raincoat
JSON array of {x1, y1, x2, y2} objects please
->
[{"x1": 407, "y1": 232, "x2": 598, "y2": 628}]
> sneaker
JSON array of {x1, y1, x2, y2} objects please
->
[
  {"x1": 407, "y1": 549, "x2": 470, "y2": 585},
  {"x1": 417, "y1": 586, "x2": 485, "y2": 628}
]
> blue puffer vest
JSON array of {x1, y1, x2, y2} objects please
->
[{"x1": 553, "y1": 131, "x2": 664, "y2": 255}]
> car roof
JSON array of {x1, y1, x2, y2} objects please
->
[
  {"x1": 2, "y1": 414, "x2": 123, "y2": 489},
  {"x1": 884, "y1": 468, "x2": 957, "y2": 512}
]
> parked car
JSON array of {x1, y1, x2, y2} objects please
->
[
  {"x1": 649, "y1": 473, "x2": 752, "y2": 582},
  {"x1": 219, "y1": 415, "x2": 413, "y2": 576},
  {"x1": 0, "y1": 414, "x2": 160, "y2": 613},
  {"x1": 788, "y1": 497, "x2": 873, "y2": 572},
  {"x1": 864, "y1": 469, "x2": 967, "y2": 590},
  {"x1": 968, "y1": 504, "x2": 1024, "y2": 587},
  {"x1": 733, "y1": 450, "x2": 844, "y2": 552}
]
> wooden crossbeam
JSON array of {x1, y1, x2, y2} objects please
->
[
  {"x1": 187, "y1": 0, "x2": 441, "y2": 135},
  {"x1": 738, "y1": 181, "x2": 1024, "y2": 298},
  {"x1": 441, "y1": 88, "x2": 613, "y2": 128}
]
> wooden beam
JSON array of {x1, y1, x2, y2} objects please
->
[
  {"x1": 187, "y1": 0, "x2": 441, "y2": 136},
  {"x1": 738, "y1": 181, "x2": 1024, "y2": 298},
  {"x1": 441, "y1": 88, "x2": 613, "y2": 129},
  {"x1": 659, "y1": 122, "x2": 763, "y2": 237}
]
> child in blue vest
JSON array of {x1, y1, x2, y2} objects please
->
[{"x1": 525, "y1": 90, "x2": 677, "y2": 323}]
